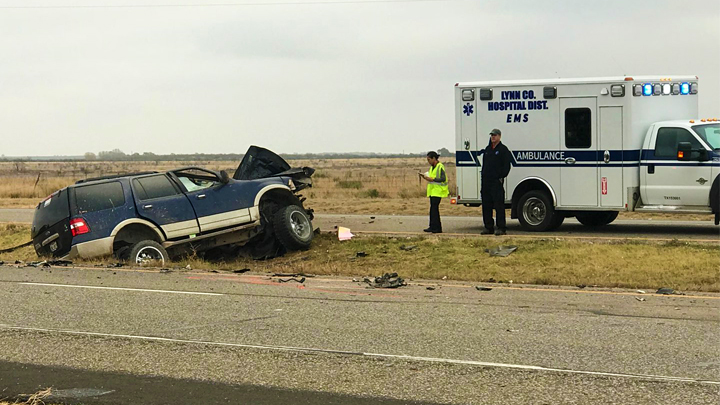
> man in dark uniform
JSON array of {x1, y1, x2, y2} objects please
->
[{"x1": 481, "y1": 128, "x2": 512, "y2": 235}]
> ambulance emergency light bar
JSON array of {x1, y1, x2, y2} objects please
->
[{"x1": 634, "y1": 81, "x2": 697, "y2": 96}]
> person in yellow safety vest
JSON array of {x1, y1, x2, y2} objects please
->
[{"x1": 419, "y1": 151, "x2": 449, "y2": 234}]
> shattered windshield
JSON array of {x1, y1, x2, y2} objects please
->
[{"x1": 692, "y1": 123, "x2": 720, "y2": 149}]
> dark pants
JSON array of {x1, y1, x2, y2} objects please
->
[
  {"x1": 429, "y1": 196, "x2": 442, "y2": 231},
  {"x1": 481, "y1": 179, "x2": 506, "y2": 231}
]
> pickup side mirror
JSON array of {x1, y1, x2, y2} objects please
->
[
  {"x1": 677, "y1": 142, "x2": 692, "y2": 161},
  {"x1": 219, "y1": 170, "x2": 230, "y2": 184}
]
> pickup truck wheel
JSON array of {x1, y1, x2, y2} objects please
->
[
  {"x1": 273, "y1": 205, "x2": 313, "y2": 251},
  {"x1": 517, "y1": 190, "x2": 558, "y2": 232},
  {"x1": 128, "y1": 240, "x2": 168, "y2": 266},
  {"x1": 576, "y1": 211, "x2": 618, "y2": 227}
]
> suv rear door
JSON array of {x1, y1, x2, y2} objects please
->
[
  {"x1": 131, "y1": 174, "x2": 200, "y2": 239},
  {"x1": 32, "y1": 188, "x2": 72, "y2": 257}
]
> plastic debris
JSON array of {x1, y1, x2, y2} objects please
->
[
  {"x1": 233, "y1": 268, "x2": 251, "y2": 273},
  {"x1": 636, "y1": 290, "x2": 646, "y2": 294},
  {"x1": 364, "y1": 273, "x2": 406, "y2": 288},
  {"x1": 484, "y1": 245, "x2": 518, "y2": 257},
  {"x1": 426, "y1": 286, "x2": 436, "y2": 290},
  {"x1": 356, "y1": 251, "x2": 368, "y2": 257},
  {"x1": 635, "y1": 297, "x2": 646, "y2": 302},
  {"x1": 475, "y1": 286, "x2": 493, "y2": 291},
  {"x1": 399, "y1": 245, "x2": 417, "y2": 251},
  {"x1": 656, "y1": 287, "x2": 675, "y2": 295},
  {"x1": 338, "y1": 226, "x2": 354, "y2": 241},
  {"x1": 279, "y1": 277, "x2": 305, "y2": 284}
]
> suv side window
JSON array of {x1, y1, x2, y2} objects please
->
[
  {"x1": 174, "y1": 169, "x2": 221, "y2": 192},
  {"x1": 133, "y1": 175, "x2": 180, "y2": 201},
  {"x1": 654, "y1": 127, "x2": 703, "y2": 158},
  {"x1": 74, "y1": 182, "x2": 125, "y2": 214}
]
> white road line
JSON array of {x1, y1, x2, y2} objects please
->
[
  {"x1": 19, "y1": 282, "x2": 224, "y2": 296},
  {"x1": 1, "y1": 324, "x2": 718, "y2": 386}
]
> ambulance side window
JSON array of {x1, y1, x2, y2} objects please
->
[
  {"x1": 565, "y1": 108, "x2": 591, "y2": 148},
  {"x1": 654, "y1": 128, "x2": 703, "y2": 158}
]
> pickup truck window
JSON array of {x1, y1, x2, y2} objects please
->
[
  {"x1": 692, "y1": 123, "x2": 720, "y2": 149},
  {"x1": 132, "y1": 175, "x2": 179, "y2": 201},
  {"x1": 74, "y1": 182, "x2": 125, "y2": 214},
  {"x1": 565, "y1": 108, "x2": 591, "y2": 148},
  {"x1": 654, "y1": 127, "x2": 703, "y2": 158}
]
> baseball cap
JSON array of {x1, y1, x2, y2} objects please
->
[{"x1": 490, "y1": 128, "x2": 502, "y2": 136}]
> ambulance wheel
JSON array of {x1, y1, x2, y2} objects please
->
[
  {"x1": 518, "y1": 190, "x2": 558, "y2": 232},
  {"x1": 576, "y1": 211, "x2": 619, "y2": 227}
]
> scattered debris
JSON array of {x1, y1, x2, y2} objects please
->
[
  {"x1": 352, "y1": 278, "x2": 359, "y2": 282},
  {"x1": 364, "y1": 273, "x2": 406, "y2": 288},
  {"x1": 636, "y1": 290, "x2": 646, "y2": 294},
  {"x1": 370, "y1": 216, "x2": 376, "y2": 219},
  {"x1": 338, "y1": 226, "x2": 354, "y2": 241},
  {"x1": 656, "y1": 287, "x2": 675, "y2": 295},
  {"x1": 185, "y1": 264, "x2": 192, "y2": 270},
  {"x1": 506, "y1": 329, "x2": 519, "y2": 333},
  {"x1": 426, "y1": 286, "x2": 436, "y2": 290},
  {"x1": 106, "y1": 262, "x2": 124, "y2": 268},
  {"x1": 399, "y1": 244, "x2": 418, "y2": 251},
  {"x1": 313, "y1": 227, "x2": 321, "y2": 235},
  {"x1": 576, "y1": 284, "x2": 586, "y2": 289},
  {"x1": 484, "y1": 245, "x2": 518, "y2": 257},
  {"x1": 635, "y1": 297, "x2": 646, "y2": 302},
  {"x1": 368, "y1": 221, "x2": 375, "y2": 224},
  {"x1": 273, "y1": 272, "x2": 314, "y2": 278},
  {"x1": 159, "y1": 268, "x2": 172, "y2": 274},
  {"x1": 356, "y1": 251, "x2": 368, "y2": 257},
  {"x1": 0, "y1": 261, "x2": 4, "y2": 266},
  {"x1": 233, "y1": 268, "x2": 251, "y2": 274},
  {"x1": 475, "y1": 286, "x2": 493, "y2": 291},
  {"x1": 279, "y1": 277, "x2": 306, "y2": 284},
  {"x1": 442, "y1": 276, "x2": 448, "y2": 280}
]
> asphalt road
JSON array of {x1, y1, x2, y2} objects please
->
[
  {"x1": 1, "y1": 209, "x2": 719, "y2": 241},
  {"x1": 0, "y1": 266, "x2": 719, "y2": 404}
]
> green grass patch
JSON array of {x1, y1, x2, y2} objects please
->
[
  {"x1": 2, "y1": 224, "x2": 718, "y2": 292},
  {"x1": 335, "y1": 180, "x2": 363, "y2": 189}
]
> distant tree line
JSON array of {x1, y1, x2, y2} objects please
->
[{"x1": 2, "y1": 148, "x2": 454, "y2": 162}]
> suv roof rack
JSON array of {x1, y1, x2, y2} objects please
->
[{"x1": 75, "y1": 171, "x2": 159, "y2": 184}]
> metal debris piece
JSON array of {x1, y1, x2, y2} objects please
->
[
  {"x1": 636, "y1": 290, "x2": 646, "y2": 294},
  {"x1": 233, "y1": 268, "x2": 251, "y2": 273},
  {"x1": 107, "y1": 262, "x2": 124, "y2": 268},
  {"x1": 475, "y1": 286, "x2": 493, "y2": 291},
  {"x1": 635, "y1": 297, "x2": 646, "y2": 302},
  {"x1": 313, "y1": 227, "x2": 321, "y2": 235},
  {"x1": 273, "y1": 273, "x2": 314, "y2": 278},
  {"x1": 356, "y1": 251, "x2": 368, "y2": 257},
  {"x1": 576, "y1": 284, "x2": 586, "y2": 289},
  {"x1": 399, "y1": 245, "x2": 417, "y2": 251},
  {"x1": 364, "y1": 273, "x2": 406, "y2": 288},
  {"x1": 656, "y1": 287, "x2": 675, "y2": 295},
  {"x1": 426, "y1": 286, "x2": 436, "y2": 290},
  {"x1": 279, "y1": 277, "x2": 306, "y2": 284},
  {"x1": 484, "y1": 245, "x2": 518, "y2": 257},
  {"x1": 159, "y1": 268, "x2": 172, "y2": 274}
]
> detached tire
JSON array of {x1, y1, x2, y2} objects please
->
[
  {"x1": 273, "y1": 205, "x2": 313, "y2": 251},
  {"x1": 517, "y1": 190, "x2": 560, "y2": 232},
  {"x1": 128, "y1": 240, "x2": 168, "y2": 266},
  {"x1": 576, "y1": 211, "x2": 618, "y2": 227}
]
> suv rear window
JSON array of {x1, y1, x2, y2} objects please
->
[
  {"x1": 133, "y1": 175, "x2": 179, "y2": 200},
  {"x1": 73, "y1": 182, "x2": 125, "y2": 214},
  {"x1": 32, "y1": 188, "x2": 70, "y2": 238}
]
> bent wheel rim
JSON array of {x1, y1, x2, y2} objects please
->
[
  {"x1": 289, "y1": 211, "x2": 312, "y2": 240},
  {"x1": 522, "y1": 197, "x2": 547, "y2": 226},
  {"x1": 135, "y1": 246, "x2": 165, "y2": 265}
]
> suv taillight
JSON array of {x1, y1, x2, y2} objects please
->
[{"x1": 70, "y1": 218, "x2": 90, "y2": 237}]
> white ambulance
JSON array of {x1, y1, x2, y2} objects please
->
[{"x1": 454, "y1": 76, "x2": 720, "y2": 231}]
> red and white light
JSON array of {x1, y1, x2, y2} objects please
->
[{"x1": 69, "y1": 218, "x2": 90, "y2": 236}]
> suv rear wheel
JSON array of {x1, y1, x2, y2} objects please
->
[
  {"x1": 128, "y1": 240, "x2": 168, "y2": 266},
  {"x1": 273, "y1": 205, "x2": 313, "y2": 251}
]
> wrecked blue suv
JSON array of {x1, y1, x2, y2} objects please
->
[{"x1": 31, "y1": 147, "x2": 315, "y2": 264}]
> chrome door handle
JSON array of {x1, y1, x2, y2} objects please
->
[
  {"x1": 143, "y1": 204, "x2": 153, "y2": 209},
  {"x1": 564, "y1": 157, "x2": 576, "y2": 165},
  {"x1": 197, "y1": 194, "x2": 206, "y2": 199},
  {"x1": 603, "y1": 150, "x2": 610, "y2": 164}
]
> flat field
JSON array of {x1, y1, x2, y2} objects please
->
[{"x1": 0, "y1": 158, "x2": 709, "y2": 220}]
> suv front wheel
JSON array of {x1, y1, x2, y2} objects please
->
[
  {"x1": 273, "y1": 205, "x2": 313, "y2": 251},
  {"x1": 128, "y1": 240, "x2": 169, "y2": 266}
]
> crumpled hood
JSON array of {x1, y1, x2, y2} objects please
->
[{"x1": 234, "y1": 146, "x2": 314, "y2": 190}]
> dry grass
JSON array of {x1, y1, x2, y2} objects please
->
[
  {"x1": 0, "y1": 388, "x2": 57, "y2": 405},
  {"x1": 2, "y1": 223, "x2": 718, "y2": 292},
  {"x1": 0, "y1": 158, "x2": 711, "y2": 221}
]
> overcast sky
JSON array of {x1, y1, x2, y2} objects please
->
[{"x1": 1, "y1": 0, "x2": 718, "y2": 156}]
